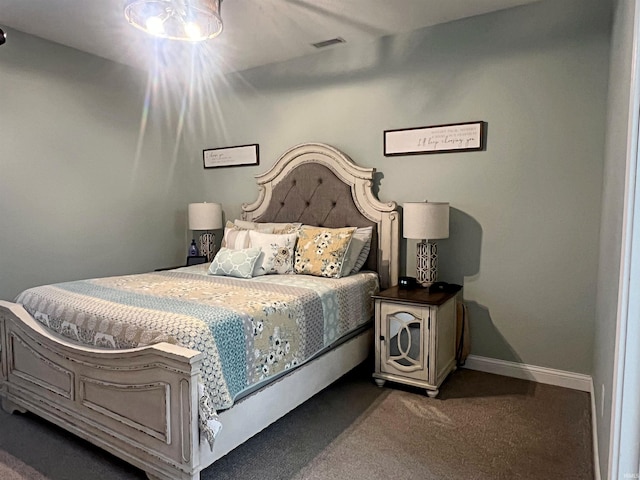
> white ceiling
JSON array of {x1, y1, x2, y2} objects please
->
[{"x1": 0, "y1": 0, "x2": 540, "y2": 74}]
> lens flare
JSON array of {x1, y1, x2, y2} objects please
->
[
  {"x1": 185, "y1": 22, "x2": 202, "y2": 41},
  {"x1": 145, "y1": 16, "x2": 164, "y2": 36}
]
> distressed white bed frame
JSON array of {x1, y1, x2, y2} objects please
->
[{"x1": 0, "y1": 143, "x2": 399, "y2": 480}]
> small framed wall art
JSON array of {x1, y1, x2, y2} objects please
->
[
  {"x1": 384, "y1": 121, "x2": 486, "y2": 156},
  {"x1": 203, "y1": 144, "x2": 260, "y2": 169}
]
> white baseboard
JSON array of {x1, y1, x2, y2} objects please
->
[
  {"x1": 462, "y1": 355, "x2": 592, "y2": 392},
  {"x1": 590, "y1": 378, "x2": 602, "y2": 480}
]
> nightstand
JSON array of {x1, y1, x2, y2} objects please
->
[
  {"x1": 372, "y1": 284, "x2": 462, "y2": 398},
  {"x1": 154, "y1": 256, "x2": 208, "y2": 271},
  {"x1": 154, "y1": 266, "x2": 183, "y2": 272}
]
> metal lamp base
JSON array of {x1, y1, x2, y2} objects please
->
[
  {"x1": 199, "y1": 232, "x2": 217, "y2": 262},
  {"x1": 416, "y1": 240, "x2": 438, "y2": 287}
]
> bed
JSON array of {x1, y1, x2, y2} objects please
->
[{"x1": 0, "y1": 143, "x2": 399, "y2": 480}]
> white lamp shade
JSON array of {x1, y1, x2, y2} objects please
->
[
  {"x1": 188, "y1": 203, "x2": 223, "y2": 230},
  {"x1": 403, "y1": 202, "x2": 450, "y2": 240}
]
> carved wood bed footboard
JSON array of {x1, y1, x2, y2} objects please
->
[{"x1": 0, "y1": 301, "x2": 203, "y2": 480}]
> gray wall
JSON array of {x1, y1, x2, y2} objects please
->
[
  {"x1": 593, "y1": 0, "x2": 635, "y2": 476},
  {"x1": 0, "y1": 1, "x2": 613, "y2": 377},
  {"x1": 0, "y1": 30, "x2": 193, "y2": 301},
  {"x1": 180, "y1": 0, "x2": 611, "y2": 374}
]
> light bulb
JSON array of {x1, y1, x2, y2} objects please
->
[
  {"x1": 185, "y1": 22, "x2": 202, "y2": 41},
  {"x1": 145, "y1": 16, "x2": 165, "y2": 36}
]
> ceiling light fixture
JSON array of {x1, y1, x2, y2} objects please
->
[
  {"x1": 124, "y1": 0, "x2": 223, "y2": 42},
  {"x1": 0, "y1": 28, "x2": 6, "y2": 46}
]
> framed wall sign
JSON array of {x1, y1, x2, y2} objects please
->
[
  {"x1": 203, "y1": 144, "x2": 259, "y2": 169},
  {"x1": 384, "y1": 121, "x2": 486, "y2": 156}
]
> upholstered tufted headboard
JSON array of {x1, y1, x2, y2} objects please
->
[{"x1": 242, "y1": 143, "x2": 399, "y2": 289}]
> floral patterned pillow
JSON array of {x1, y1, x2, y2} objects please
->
[
  {"x1": 249, "y1": 231, "x2": 297, "y2": 275},
  {"x1": 294, "y1": 226, "x2": 356, "y2": 278}
]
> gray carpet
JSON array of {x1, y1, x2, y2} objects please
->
[
  {"x1": 0, "y1": 362, "x2": 593, "y2": 479},
  {"x1": 0, "y1": 449, "x2": 50, "y2": 480}
]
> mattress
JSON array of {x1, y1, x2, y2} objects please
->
[{"x1": 14, "y1": 264, "x2": 379, "y2": 411}]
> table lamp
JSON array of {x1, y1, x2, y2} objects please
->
[
  {"x1": 188, "y1": 202, "x2": 223, "y2": 262},
  {"x1": 403, "y1": 201, "x2": 450, "y2": 287}
]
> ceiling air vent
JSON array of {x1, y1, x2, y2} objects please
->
[{"x1": 311, "y1": 37, "x2": 346, "y2": 49}]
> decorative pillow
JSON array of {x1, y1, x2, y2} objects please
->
[
  {"x1": 222, "y1": 221, "x2": 274, "y2": 249},
  {"x1": 270, "y1": 222, "x2": 302, "y2": 234},
  {"x1": 221, "y1": 226, "x2": 251, "y2": 249},
  {"x1": 249, "y1": 231, "x2": 297, "y2": 275},
  {"x1": 294, "y1": 226, "x2": 356, "y2": 278},
  {"x1": 232, "y1": 219, "x2": 259, "y2": 230},
  {"x1": 208, "y1": 247, "x2": 262, "y2": 279},
  {"x1": 342, "y1": 226, "x2": 374, "y2": 275},
  {"x1": 235, "y1": 219, "x2": 302, "y2": 235}
]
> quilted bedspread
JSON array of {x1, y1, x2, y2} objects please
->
[{"x1": 15, "y1": 265, "x2": 378, "y2": 411}]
